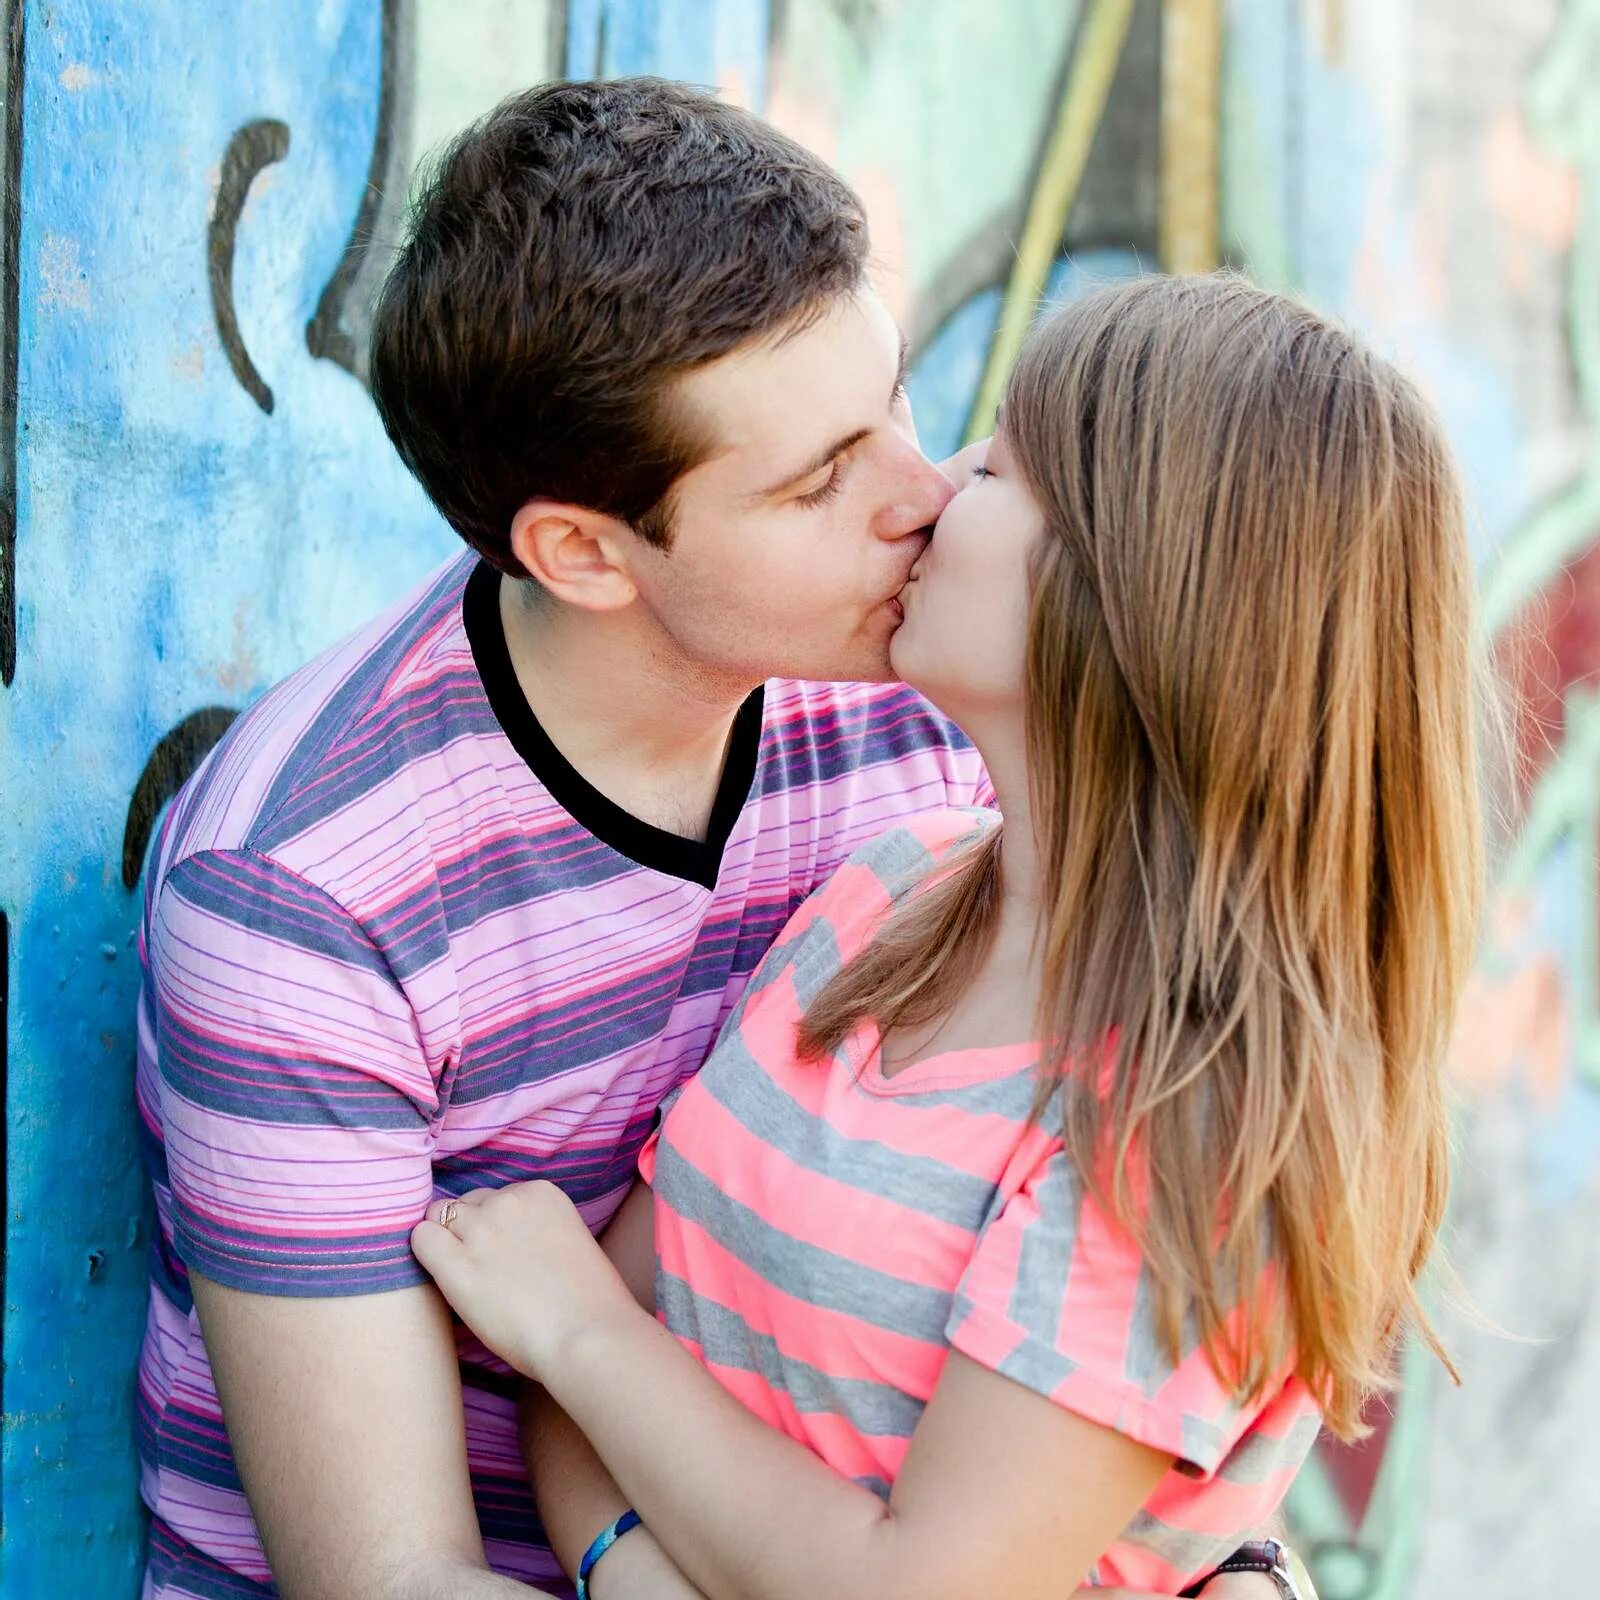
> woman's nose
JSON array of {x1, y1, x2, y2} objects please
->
[{"x1": 938, "y1": 438, "x2": 990, "y2": 484}]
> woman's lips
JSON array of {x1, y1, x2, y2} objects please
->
[{"x1": 886, "y1": 562, "x2": 925, "y2": 621}]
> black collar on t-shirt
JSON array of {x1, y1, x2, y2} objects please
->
[{"x1": 463, "y1": 559, "x2": 766, "y2": 891}]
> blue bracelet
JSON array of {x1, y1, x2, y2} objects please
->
[{"x1": 575, "y1": 1508, "x2": 643, "y2": 1600}]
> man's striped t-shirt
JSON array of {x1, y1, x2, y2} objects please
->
[
  {"x1": 133, "y1": 552, "x2": 990, "y2": 1599},
  {"x1": 640, "y1": 809, "x2": 1322, "y2": 1594}
]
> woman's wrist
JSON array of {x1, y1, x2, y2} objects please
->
[
  {"x1": 512, "y1": 1276, "x2": 646, "y2": 1384},
  {"x1": 540, "y1": 1298, "x2": 661, "y2": 1409}
]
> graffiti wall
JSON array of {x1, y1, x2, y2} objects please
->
[
  {"x1": 0, "y1": 2, "x2": 1592, "y2": 1594},
  {"x1": 1216, "y1": 2, "x2": 1600, "y2": 1594}
]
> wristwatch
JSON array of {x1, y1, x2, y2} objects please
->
[{"x1": 1178, "y1": 1539, "x2": 1312, "y2": 1599}]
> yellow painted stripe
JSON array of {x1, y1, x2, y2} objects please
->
[
  {"x1": 1159, "y1": 0, "x2": 1223, "y2": 275},
  {"x1": 964, "y1": 0, "x2": 1137, "y2": 444}
]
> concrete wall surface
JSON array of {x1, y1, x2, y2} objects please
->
[{"x1": 0, "y1": 2, "x2": 1593, "y2": 1594}]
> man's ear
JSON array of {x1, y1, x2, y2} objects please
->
[{"x1": 508, "y1": 499, "x2": 640, "y2": 611}]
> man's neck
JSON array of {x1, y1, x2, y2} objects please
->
[{"x1": 497, "y1": 576, "x2": 757, "y2": 842}]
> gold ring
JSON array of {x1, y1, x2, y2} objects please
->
[{"x1": 438, "y1": 1199, "x2": 460, "y2": 1234}]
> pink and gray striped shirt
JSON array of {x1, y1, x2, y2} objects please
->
[
  {"x1": 134, "y1": 552, "x2": 990, "y2": 1599},
  {"x1": 641, "y1": 809, "x2": 1322, "y2": 1592}
]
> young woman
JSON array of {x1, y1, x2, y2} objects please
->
[{"x1": 412, "y1": 274, "x2": 1483, "y2": 1599}]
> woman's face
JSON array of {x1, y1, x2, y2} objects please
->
[{"x1": 889, "y1": 431, "x2": 1044, "y2": 732}]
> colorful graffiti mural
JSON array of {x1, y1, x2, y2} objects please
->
[{"x1": 1, "y1": 2, "x2": 1595, "y2": 1594}]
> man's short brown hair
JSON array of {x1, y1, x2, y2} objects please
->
[{"x1": 369, "y1": 78, "x2": 870, "y2": 569}]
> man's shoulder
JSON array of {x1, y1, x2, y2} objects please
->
[
  {"x1": 762, "y1": 677, "x2": 979, "y2": 774},
  {"x1": 808, "y1": 805, "x2": 997, "y2": 925},
  {"x1": 765, "y1": 675, "x2": 955, "y2": 721},
  {"x1": 753, "y1": 681, "x2": 992, "y2": 875},
  {"x1": 152, "y1": 552, "x2": 481, "y2": 894}
]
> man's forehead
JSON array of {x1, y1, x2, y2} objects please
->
[{"x1": 679, "y1": 289, "x2": 903, "y2": 474}]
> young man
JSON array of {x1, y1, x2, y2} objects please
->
[{"x1": 134, "y1": 81, "x2": 1291, "y2": 1600}]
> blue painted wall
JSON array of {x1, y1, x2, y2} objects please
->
[{"x1": 0, "y1": 5, "x2": 452, "y2": 1592}]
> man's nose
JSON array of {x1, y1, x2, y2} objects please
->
[{"x1": 873, "y1": 436, "x2": 957, "y2": 538}]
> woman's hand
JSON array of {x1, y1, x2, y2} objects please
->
[{"x1": 411, "y1": 1182, "x2": 641, "y2": 1377}]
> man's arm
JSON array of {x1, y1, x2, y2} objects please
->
[
  {"x1": 193, "y1": 1272, "x2": 556, "y2": 1600},
  {"x1": 144, "y1": 851, "x2": 555, "y2": 1598},
  {"x1": 519, "y1": 1182, "x2": 708, "y2": 1599}
]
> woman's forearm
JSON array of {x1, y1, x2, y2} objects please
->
[
  {"x1": 540, "y1": 1308, "x2": 915, "y2": 1600},
  {"x1": 415, "y1": 1183, "x2": 1170, "y2": 1600}
]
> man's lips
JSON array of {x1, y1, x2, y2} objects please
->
[{"x1": 883, "y1": 535, "x2": 930, "y2": 619}]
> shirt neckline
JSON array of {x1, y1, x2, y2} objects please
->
[
  {"x1": 842, "y1": 1017, "x2": 1040, "y2": 1097},
  {"x1": 463, "y1": 559, "x2": 765, "y2": 891}
]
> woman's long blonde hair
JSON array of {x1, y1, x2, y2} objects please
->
[{"x1": 802, "y1": 274, "x2": 1483, "y2": 1440}]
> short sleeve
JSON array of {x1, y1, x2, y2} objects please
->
[
  {"x1": 945, "y1": 1145, "x2": 1251, "y2": 1478},
  {"x1": 148, "y1": 849, "x2": 439, "y2": 1297}
]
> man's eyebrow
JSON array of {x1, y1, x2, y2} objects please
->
[
  {"x1": 752, "y1": 426, "x2": 873, "y2": 502},
  {"x1": 751, "y1": 334, "x2": 913, "y2": 502}
]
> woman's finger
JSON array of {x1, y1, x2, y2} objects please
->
[
  {"x1": 1076, "y1": 1576, "x2": 1286, "y2": 1599},
  {"x1": 410, "y1": 1217, "x2": 461, "y2": 1277},
  {"x1": 424, "y1": 1192, "x2": 487, "y2": 1235},
  {"x1": 1188, "y1": 1576, "x2": 1283, "y2": 1599},
  {"x1": 1068, "y1": 1590, "x2": 1191, "y2": 1600}
]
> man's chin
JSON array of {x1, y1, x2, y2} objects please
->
[{"x1": 761, "y1": 625, "x2": 904, "y2": 687}]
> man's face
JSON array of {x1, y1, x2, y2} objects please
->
[{"x1": 622, "y1": 287, "x2": 956, "y2": 685}]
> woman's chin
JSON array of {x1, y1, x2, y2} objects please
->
[
  {"x1": 888, "y1": 631, "x2": 937, "y2": 704},
  {"x1": 887, "y1": 624, "x2": 917, "y2": 687}
]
